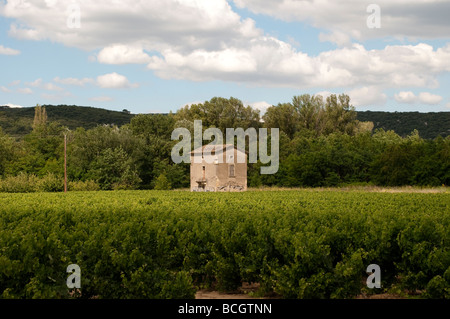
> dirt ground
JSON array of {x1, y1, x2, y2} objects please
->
[
  {"x1": 195, "y1": 290, "x2": 263, "y2": 299},
  {"x1": 195, "y1": 282, "x2": 407, "y2": 299},
  {"x1": 195, "y1": 290, "x2": 406, "y2": 299}
]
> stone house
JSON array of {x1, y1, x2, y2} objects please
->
[{"x1": 190, "y1": 144, "x2": 247, "y2": 192}]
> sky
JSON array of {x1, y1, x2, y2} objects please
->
[{"x1": 1, "y1": 0, "x2": 450, "y2": 115}]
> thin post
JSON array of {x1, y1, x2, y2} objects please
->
[{"x1": 64, "y1": 132, "x2": 67, "y2": 193}]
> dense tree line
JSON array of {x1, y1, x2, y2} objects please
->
[
  {"x1": 1, "y1": 104, "x2": 448, "y2": 139},
  {"x1": 0, "y1": 95, "x2": 448, "y2": 191},
  {"x1": 357, "y1": 111, "x2": 449, "y2": 139}
]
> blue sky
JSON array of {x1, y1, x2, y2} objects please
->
[{"x1": 1, "y1": 0, "x2": 450, "y2": 114}]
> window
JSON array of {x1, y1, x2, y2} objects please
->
[{"x1": 229, "y1": 164, "x2": 235, "y2": 177}]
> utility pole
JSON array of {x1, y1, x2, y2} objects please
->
[
  {"x1": 64, "y1": 129, "x2": 70, "y2": 193},
  {"x1": 64, "y1": 132, "x2": 67, "y2": 193}
]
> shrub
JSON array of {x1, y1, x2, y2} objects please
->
[
  {"x1": 0, "y1": 172, "x2": 38, "y2": 193},
  {"x1": 37, "y1": 173, "x2": 64, "y2": 192},
  {"x1": 68, "y1": 180, "x2": 100, "y2": 192},
  {"x1": 154, "y1": 173, "x2": 172, "y2": 190}
]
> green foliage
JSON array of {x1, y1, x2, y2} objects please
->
[
  {"x1": 37, "y1": 173, "x2": 64, "y2": 192},
  {"x1": 0, "y1": 173, "x2": 64, "y2": 193},
  {"x1": 68, "y1": 180, "x2": 100, "y2": 192},
  {"x1": 88, "y1": 147, "x2": 141, "y2": 190},
  {"x1": 263, "y1": 94, "x2": 358, "y2": 138},
  {"x1": 175, "y1": 97, "x2": 261, "y2": 132},
  {"x1": 153, "y1": 173, "x2": 172, "y2": 190},
  {"x1": 0, "y1": 99, "x2": 448, "y2": 190},
  {"x1": 0, "y1": 190, "x2": 448, "y2": 299},
  {"x1": 67, "y1": 125, "x2": 146, "y2": 185},
  {"x1": 0, "y1": 128, "x2": 15, "y2": 176},
  {"x1": 357, "y1": 111, "x2": 450, "y2": 139},
  {"x1": 0, "y1": 172, "x2": 39, "y2": 193},
  {"x1": 0, "y1": 104, "x2": 135, "y2": 137}
]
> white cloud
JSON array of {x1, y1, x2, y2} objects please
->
[
  {"x1": 319, "y1": 31, "x2": 352, "y2": 47},
  {"x1": 1, "y1": 86, "x2": 11, "y2": 93},
  {"x1": 232, "y1": 0, "x2": 450, "y2": 41},
  {"x1": 96, "y1": 72, "x2": 138, "y2": 89},
  {"x1": 1, "y1": 0, "x2": 260, "y2": 51},
  {"x1": 394, "y1": 91, "x2": 443, "y2": 105},
  {"x1": 395, "y1": 91, "x2": 417, "y2": 103},
  {"x1": 446, "y1": 102, "x2": 450, "y2": 109},
  {"x1": 2, "y1": 0, "x2": 450, "y2": 101},
  {"x1": 347, "y1": 86, "x2": 387, "y2": 107},
  {"x1": 246, "y1": 101, "x2": 272, "y2": 114},
  {"x1": 26, "y1": 78, "x2": 42, "y2": 87},
  {"x1": 54, "y1": 77, "x2": 94, "y2": 86},
  {"x1": 2, "y1": 103, "x2": 24, "y2": 108},
  {"x1": 418, "y1": 92, "x2": 443, "y2": 105},
  {"x1": 9, "y1": 80, "x2": 20, "y2": 86},
  {"x1": 25, "y1": 78, "x2": 64, "y2": 91},
  {"x1": 17, "y1": 88, "x2": 33, "y2": 94},
  {"x1": 0, "y1": 45, "x2": 20, "y2": 55},
  {"x1": 147, "y1": 40, "x2": 450, "y2": 89},
  {"x1": 97, "y1": 45, "x2": 152, "y2": 64}
]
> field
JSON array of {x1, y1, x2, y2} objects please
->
[{"x1": 0, "y1": 189, "x2": 449, "y2": 299}]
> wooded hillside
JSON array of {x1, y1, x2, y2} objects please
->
[{"x1": 1, "y1": 104, "x2": 448, "y2": 139}]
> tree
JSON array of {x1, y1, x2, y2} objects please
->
[
  {"x1": 264, "y1": 94, "x2": 359, "y2": 138},
  {"x1": 68, "y1": 125, "x2": 146, "y2": 182},
  {"x1": 154, "y1": 172, "x2": 172, "y2": 190},
  {"x1": 32, "y1": 104, "x2": 47, "y2": 130},
  {"x1": 88, "y1": 147, "x2": 141, "y2": 190},
  {"x1": 129, "y1": 114, "x2": 178, "y2": 187},
  {"x1": 0, "y1": 128, "x2": 15, "y2": 176},
  {"x1": 263, "y1": 103, "x2": 299, "y2": 139},
  {"x1": 175, "y1": 97, "x2": 261, "y2": 132}
]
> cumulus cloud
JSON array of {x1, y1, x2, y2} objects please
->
[
  {"x1": 346, "y1": 86, "x2": 387, "y2": 107},
  {"x1": 0, "y1": 44, "x2": 20, "y2": 55},
  {"x1": 395, "y1": 91, "x2": 417, "y2": 104},
  {"x1": 319, "y1": 31, "x2": 352, "y2": 47},
  {"x1": 1, "y1": 86, "x2": 11, "y2": 93},
  {"x1": 418, "y1": 92, "x2": 443, "y2": 105},
  {"x1": 147, "y1": 40, "x2": 450, "y2": 89},
  {"x1": 96, "y1": 72, "x2": 138, "y2": 89},
  {"x1": 394, "y1": 91, "x2": 443, "y2": 105},
  {"x1": 1, "y1": 0, "x2": 260, "y2": 51},
  {"x1": 232, "y1": 0, "x2": 450, "y2": 41},
  {"x1": 54, "y1": 77, "x2": 94, "y2": 86},
  {"x1": 1, "y1": 0, "x2": 450, "y2": 103},
  {"x1": 97, "y1": 45, "x2": 152, "y2": 64}
]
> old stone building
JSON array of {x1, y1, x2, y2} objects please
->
[{"x1": 190, "y1": 144, "x2": 247, "y2": 192}]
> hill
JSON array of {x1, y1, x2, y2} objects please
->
[
  {"x1": 0, "y1": 104, "x2": 135, "y2": 137},
  {"x1": 0, "y1": 104, "x2": 449, "y2": 139},
  {"x1": 356, "y1": 111, "x2": 449, "y2": 139}
]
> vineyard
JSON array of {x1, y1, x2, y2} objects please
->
[{"x1": 0, "y1": 190, "x2": 449, "y2": 299}]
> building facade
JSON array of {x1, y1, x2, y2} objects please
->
[{"x1": 190, "y1": 144, "x2": 247, "y2": 192}]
